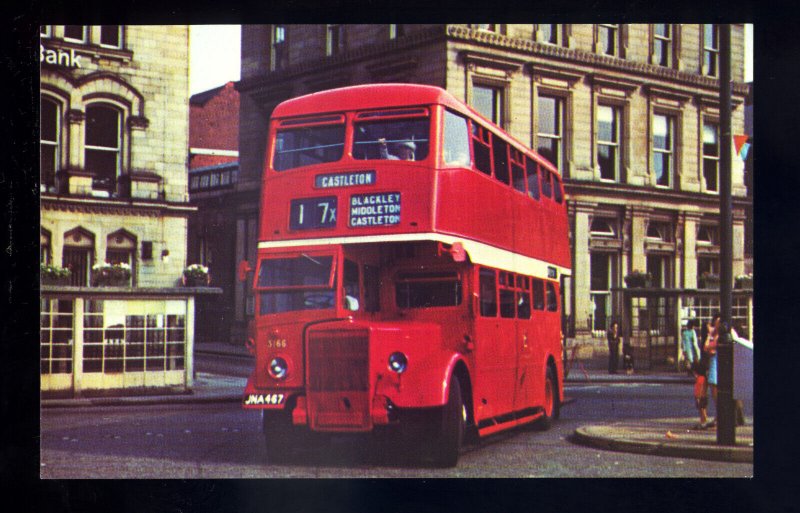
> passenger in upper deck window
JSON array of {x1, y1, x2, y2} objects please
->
[{"x1": 378, "y1": 138, "x2": 416, "y2": 161}]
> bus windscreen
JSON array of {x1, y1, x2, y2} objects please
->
[{"x1": 273, "y1": 125, "x2": 345, "y2": 171}]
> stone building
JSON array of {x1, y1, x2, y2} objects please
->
[
  {"x1": 39, "y1": 25, "x2": 203, "y2": 396},
  {"x1": 187, "y1": 82, "x2": 241, "y2": 343},
  {"x1": 226, "y1": 23, "x2": 751, "y2": 345}
]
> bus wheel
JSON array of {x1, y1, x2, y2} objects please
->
[
  {"x1": 432, "y1": 377, "x2": 465, "y2": 468},
  {"x1": 535, "y1": 366, "x2": 559, "y2": 431},
  {"x1": 263, "y1": 411, "x2": 296, "y2": 463}
]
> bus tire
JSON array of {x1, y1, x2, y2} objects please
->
[
  {"x1": 263, "y1": 411, "x2": 296, "y2": 463},
  {"x1": 535, "y1": 365, "x2": 559, "y2": 431},
  {"x1": 433, "y1": 377, "x2": 465, "y2": 468}
]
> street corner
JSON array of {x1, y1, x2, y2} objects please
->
[{"x1": 572, "y1": 418, "x2": 753, "y2": 463}]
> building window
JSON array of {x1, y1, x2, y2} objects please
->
[
  {"x1": 536, "y1": 24, "x2": 560, "y2": 45},
  {"x1": 40, "y1": 25, "x2": 51, "y2": 38},
  {"x1": 537, "y1": 95, "x2": 563, "y2": 174},
  {"x1": 596, "y1": 24, "x2": 620, "y2": 56},
  {"x1": 63, "y1": 25, "x2": 87, "y2": 43},
  {"x1": 63, "y1": 228, "x2": 94, "y2": 287},
  {"x1": 652, "y1": 113, "x2": 674, "y2": 187},
  {"x1": 646, "y1": 222, "x2": 670, "y2": 241},
  {"x1": 698, "y1": 256, "x2": 719, "y2": 277},
  {"x1": 590, "y1": 218, "x2": 616, "y2": 237},
  {"x1": 85, "y1": 104, "x2": 122, "y2": 194},
  {"x1": 106, "y1": 231, "x2": 136, "y2": 286},
  {"x1": 474, "y1": 24, "x2": 499, "y2": 32},
  {"x1": 271, "y1": 25, "x2": 287, "y2": 71},
  {"x1": 40, "y1": 95, "x2": 60, "y2": 192},
  {"x1": 702, "y1": 121, "x2": 719, "y2": 192},
  {"x1": 389, "y1": 24, "x2": 404, "y2": 40},
  {"x1": 590, "y1": 252, "x2": 616, "y2": 331},
  {"x1": 326, "y1": 24, "x2": 344, "y2": 56},
  {"x1": 653, "y1": 24, "x2": 672, "y2": 67},
  {"x1": 41, "y1": 229, "x2": 52, "y2": 265},
  {"x1": 646, "y1": 254, "x2": 671, "y2": 288},
  {"x1": 472, "y1": 84, "x2": 504, "y2": 127},
  {"x1": 703, "y1": 24, "x2": 719, "y2": 77},
  {"x1": 597, "y1": 104, "x2": 621, "y2": 181},
  {"x1": 99, "y1": 25, "x2": 122, "y2": 48},
  {"x1": 697, "y1": 224, "x2": 718, "y2": 245}
]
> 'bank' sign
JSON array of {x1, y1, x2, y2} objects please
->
[{"x1": 40, "y1": 45, "x2": 82, "y2": 68}]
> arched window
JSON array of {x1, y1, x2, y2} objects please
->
[
  {"x1": 40, "y1": 95, "x2": 61, "y2": 192},
  {"x1": 63, "y1": 227, "x2": 95, "y2": 287},
  {"x1": 85, "y1": 103, "x2": 122, "y2": 195},
  {"x1": 41, "y1": 228, "x2": 52, "y2": 264},
  {"x1": 106, "y1": 230, "x2": 136, "y2": 286}
]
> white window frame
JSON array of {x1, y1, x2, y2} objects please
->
[
  {"x1": 702, "y1": 119, "x2": 720, "y2": 193},
  {"x1": 652, "y1": 113, "x2": 674, "y2": 188},
  {"x1": 597, "y1": 104, "x2": 622, "y2": 182},
  {"x1": 596, "y1": 24, "x2": 620, "y2": 56},
  {"x1": 326, "y1": 24, "x2": 343, "y2": 56},
  {"x1": 99, "y1": 25, "x2": 123, "y2": 49},
  {"x1": 703, "y1": 24, "x2": 719, "y2": 77},
  {"x1": 270, "y1": 25, "x2": 287, "y2": 71},
  {"x1": 652, "y1": 24, "x2": 672, "y2": 67},
  {"x1": 84, "y1": 102, "x2": 123, "y2": 189},
  {"x1": 536, "y1": 94, "x2": 564, "y2": 174},
  {"x1": 40, "y1": 95, "x2": 61, "y2": 192},
  {"x1": 63, "y1": 25, "x2": 87, "y2": 43},
  {"x1": 472, "y1": 82, "x2": 506, "y2": 128}
]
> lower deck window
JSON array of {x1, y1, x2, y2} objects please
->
[
  {"x1": 395, "y1": 271, "x2": 462, "y2": 308},
  {"x1": 259, "y1": 290, "x2": 335, "y2": 314}
]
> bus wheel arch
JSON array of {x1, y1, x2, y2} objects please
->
[
  {"x1": 449, "y1": 359, "x2": 475, "y2": 439},
  {"x1": 535, "y1": 357, "x2": 561, "y2": 431}
]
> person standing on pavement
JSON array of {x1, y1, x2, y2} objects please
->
[
  {"x1": 692, "y1": 357, "x2": 709, "y2": 429},
  {"x1": 606, "y1": 321, "x2": 620, "y2": 374},
  {"x1": 681, "y1": 319, "x2": 701, "y2": 375},
  {"x1": 622, "y1": 327, "x2": 634, "y2": 375},
  {"x1": 702, "y1": 313, "x2": 721, "y2": 429}
]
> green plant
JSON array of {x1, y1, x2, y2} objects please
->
[
  {"x1": 183, "y1": 264, "x2": 209, "y2": 280},
  {"x1": 735, "y1": 273, "x2": 753, "y2": 289},
  {"x1": 624, "y1": 270, "x2": 651, "y2": 287},
  {"x1": 182, "y1": 264, "x2": 210, "y2": 286},
  {"x1": 40, "y1": 263, "x2": 72, "y2": 280},
  {"x1": 92, "y1": 261, "x2": 132, "y2": 284}
]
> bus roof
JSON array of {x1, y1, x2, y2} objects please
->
[
  {"x1": 271, "y1": 83, "x2": 560, "y2": 175},
  {"x1": 271, "y1": 84, "x2": 467, "y2": 119}
]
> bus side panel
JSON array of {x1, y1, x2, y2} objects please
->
[{"x1": 435, "y1": 169, "x2": 515, "y2": 254}]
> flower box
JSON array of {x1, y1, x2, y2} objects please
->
[
  {"x1": 624, "y1": 271, "x2": 651, "y2": 288},
  {"x1": 735, "y1": 274, "x2": 753, "y2": 289},
  {"x1": 41, "y1": 264, "x2": 72, "y2": 286},
  {"x1": 182, "y1": 264, "x2": 210, "y2": 287},
  {"x1": 699, "y1": 273, "x2": 720, "y2": 289},
  {"x1": 92, "y1": 262, "x2": 132, "y2": 287}
]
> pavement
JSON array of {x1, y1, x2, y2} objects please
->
[{"x1": 41, "y1": 342, "x2": 753, "y2": 464}]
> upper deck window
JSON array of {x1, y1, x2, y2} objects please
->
[
  {"x1": 353, "y1": 109, "x2": 430, "y2": 161},
  {"x1": 273, "y1": 122, "x2": 345, "y2": 171}
]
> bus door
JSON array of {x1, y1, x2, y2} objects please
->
[
  {"x1": 513, "y1": 274, "x2": 536, "y2": 412},
  {"x1": 473, "y1": 267, "x2": 518, "y2": 422}
]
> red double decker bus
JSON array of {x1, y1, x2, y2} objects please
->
[{"x1": 242, "y1": 84, "x2": 571, "y2": 467}]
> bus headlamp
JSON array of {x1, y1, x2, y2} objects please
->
[
  {"x1": 268, "y1": 357, "x2": 289, "y2": 380},
  {"x1": 388, "y1": 352, "x2": 408, "y2": 374}
]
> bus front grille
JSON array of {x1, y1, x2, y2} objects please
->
[{"x1": 307, "y1": 331, "x2": 369, "y2": 392}]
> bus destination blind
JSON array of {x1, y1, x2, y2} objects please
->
[{"x1": 349, "y1": 192, "x2": 401, "y2": 227}]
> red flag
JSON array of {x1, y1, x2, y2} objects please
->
[{"x1": 734, "y1": 135, "x2": 749, "y2": 155}]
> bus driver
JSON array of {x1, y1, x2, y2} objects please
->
[{"x1": 378, "y1": 138, "x2": 416, "y2": 161}]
